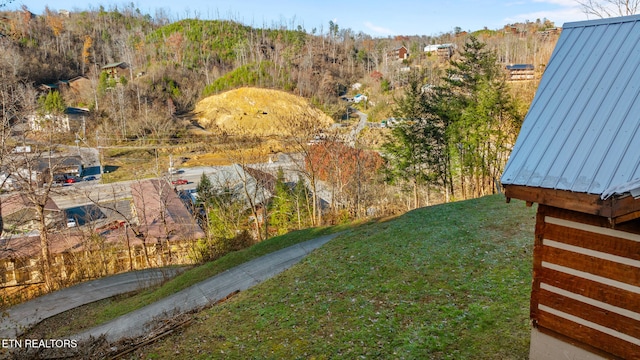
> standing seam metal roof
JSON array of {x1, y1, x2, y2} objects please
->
[{"x1": 500, "y1": 14, "x2": 640, "y2": 199}]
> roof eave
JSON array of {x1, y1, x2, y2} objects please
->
[{"x1": 504, "y1": 184, "x2": 640, "y2": 224}]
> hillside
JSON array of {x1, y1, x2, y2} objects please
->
[
  {"x1": 134, "y1": 194, "x2": 537, "y2": 358},
  {"x1": 193, "y1": 87, "x2": 334, "y2": 136}
]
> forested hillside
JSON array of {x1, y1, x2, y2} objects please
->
[
  {"x1": 0, "y1": 5, "x2": 560, "y2": 219},
  {"x1": 0, "y1": 5, "x2": 557, "y2": 139}
]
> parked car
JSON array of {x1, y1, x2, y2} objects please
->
[
  {"x1": 83, "y1": 175, "x2": 97, "y2": 181},
  {"x1": 95, "y1": 220, "x2": 125, "y2": 234},
  {"x1": 65, "y1": 178, "x2": 76, "y2": 184},
  {"x1": 172, "y1": 179, "x2": 188, "y2": 185},
  {"x1": 66, "y1": 218, "x2": 77, "y2": 227}
]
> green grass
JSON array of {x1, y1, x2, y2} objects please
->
[
  {"x1": 133, "y1": 194, "x2": 537, "y2": 359},
  {"x1": 29, "y1": 225, "x2": 352, "y2": 338}
]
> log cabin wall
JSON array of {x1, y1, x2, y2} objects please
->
[{"x1": 532, "y1": 204, "x2": 640, "y2": 359}]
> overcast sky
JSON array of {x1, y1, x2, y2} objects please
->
[{"x1": 6, "y1": 0, "x2": 593, "y2": 36}]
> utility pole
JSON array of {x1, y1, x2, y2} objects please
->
[{"x1": 96, "y1": 130, "x2": 103, "y2": 176}]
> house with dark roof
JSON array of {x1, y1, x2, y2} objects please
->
[
  {"x1": 505, "y1": 64, "x2": 534, "y2": 81},
  {"x1": 101, "y1": 62, "x2": 129, "y2": 80},
  {"x1": 33, "y1": 155, "x2": 84, "y2": 184},
  {"x1": 501, "y1": 15, "x2": 640, "y2": 360},
  {"x1": 37, "y1": 80, "x2": 69, "y2": 92}
]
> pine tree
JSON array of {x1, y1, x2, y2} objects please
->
[
  {"x1": 432, "y1": 35, "x2": 522, "y2": 198},
  {"x1": 269, "y1": 168, "x2": 294, "y2": 235},
  {"x1": 196, "y1": 172, "x2": 215, "y2": 205},
  {"x1": 383, "y1": 72, "x2": 447, "y2": 208},
  {"x1": 38, "y1": 91, "x2": 66, "y2": 116}
]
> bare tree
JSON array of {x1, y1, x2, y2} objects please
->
[
  {"x1": 277, "y1": 115, "x2": 332, "y2": 226},
  {"x1": 577, "y1": 0, "x2": 640, "y2": 17},
  {"x1": 84, "y1": 183, "x2": 150, "y2": 269},
  {"x1": 5, "y1": 147, "x2": 69, "y2": 290},
  {"x1": 215, "y1": 135, "x2": 275, "y2": 241}
]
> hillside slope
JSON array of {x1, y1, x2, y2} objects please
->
[
  {"x1": 138, "y1": 194, "x2": 536, "y2": 359},
  {"x1": 194, "y1": 87, "x2": 334, "y2": 136}
]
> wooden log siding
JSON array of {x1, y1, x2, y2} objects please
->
[{"x1": 533, "y1": 204, "x2": 640, "y2": 359}]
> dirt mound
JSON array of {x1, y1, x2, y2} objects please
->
[{"x1": 193, "y1": 87, "x2": 334, "y2": 136}]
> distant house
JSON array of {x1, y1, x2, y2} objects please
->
[
  {"x1": 9, "y1": 155, "x2": 84, "y2": 186},
  {"x1": 504, "y1": 25, "x2": 519, "y2": 35},
  {"x1": 502, "y1": 14, "x2": 640, "y2": 360},
  {"x1": 353, "y1": 94, "x2": 368, "y2": 103},
  {"x1": 424, "y1": 44, "x2": 439, "y2": 53},
  {"x1": 28, "y1": 112, "x2": 70, "y2": 133},
  {"x1": 1, "y1": 193, "x2": 63, "y2": 234},
  {"x1": 437, "y1": 44, "x2": 455, "y2": 61},
  {"x1": 28, "y1": 107, "x2": 88, "y2": 133},
  {"x1": 388, "y1": 46, "x2": 409, "y2": 61},
  {"x1": 37, "y1": 155, "x2": 84, "y2": 180},
  {"x1": 101, "y1": 62, "x2": 129, "y2": 80},
  {"x1": 370, "y1": 71, "x2": 383, "y2": 80},
  {"x1": 68, "y1": 76, "x2": 91, "y2": 96},
  {"x1": 537, "y1": 27, "x2": 562, "y2": 38},
  {"x1": 424, "y1": 43, "x2": 456, "y2": 62},
  {"x1": 505, "y1": 64, "x2": 534, "y2": 81},
  {"x1": 37, "y1": 80, "x2": 69, "y2": 93},
  {"x1": 205, "y1": 164, "x2": 275, "y2": 211}
]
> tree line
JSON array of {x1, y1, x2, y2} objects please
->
[
  {"x1": 0, "y1": 5, "x2": 559, "y2": 144},
  {"x1": 384, "y1": 36, "x2": 524, "y2": 208}
]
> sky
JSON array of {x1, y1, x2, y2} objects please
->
[{"x1": 4, "y1": 0, "x2": 594, "y2": 36}]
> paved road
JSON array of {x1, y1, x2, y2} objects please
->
[
  {"x1": 73, "y1": 233, "x2": 340, "y2": 343},
  {"x1": 348, "y1": 109, "x2": 368, "y2": 146},
  {"x1": 0, "y1": 267, "x2": 186, "y2": 339}
]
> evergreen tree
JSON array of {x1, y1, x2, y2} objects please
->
[
  {"x1": 437, "y1": 36, "x2": 521, "y2": 198},
  {"x1": 196, "y1": 172, "x2": 215, "y2": 205},
  {"x1": 293, "y1": 176, "x2": 313, "y2": 229},
  {"x1": 269, "y1": 168, "x2": 294, "y2": 235},
  {"x1": 383, "y1": 72, "x2": 447, "y2": 208},
  {"x1": 384, "y1": 36, "x2": 523, "y2": 203},
  {"x1": 38, "y1": 91, "x2": 66, "y2": 115}
]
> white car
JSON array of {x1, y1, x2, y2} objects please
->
[{"x1": 66, "y1": 218, "x2": 77, "y2": 228}]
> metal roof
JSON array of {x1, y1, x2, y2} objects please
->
[
  {"x1": 101, "y1": 62, "x2": 126, "y2": 70},
  {"x1": 506, "y1": 64, "x2": 534, "y2": 70},
  {"x1": 501, "y1": 14, "x2": 640, "y2": 199},
  {"x1": 206, "y1": 164, "x2": 274, "y2": 209}
]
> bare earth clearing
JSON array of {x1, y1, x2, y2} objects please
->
[{"x1": 193, "y1": 87, "x2": 334, "y2": 137}]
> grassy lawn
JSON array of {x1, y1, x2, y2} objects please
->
[
  {"x1": 26, "y1": 225, "x2": 352, "y2": 338},
  {"x1": 132, "y1": 194, "x2": 536, "y2": 359}
]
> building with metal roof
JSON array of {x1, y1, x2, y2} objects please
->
[
  {"x1": 501, "y1": 15, "x2": 640, "y2": 360},
  {"x1": 505, "y1": 64, "x2": 534, "y2": 71},
  {"x1": 501, "y1": 15, "x2": 640, "y2": 199},
  {"x1": 204, "y1": 164, "x2": 275, "y2": 211},
  {"x1": 505, "y1": 63, "x2": 535, "y2": 80}
]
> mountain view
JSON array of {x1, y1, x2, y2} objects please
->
[{"x1": 0, "y1": 3, "x2": 566, "y2": 359}]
